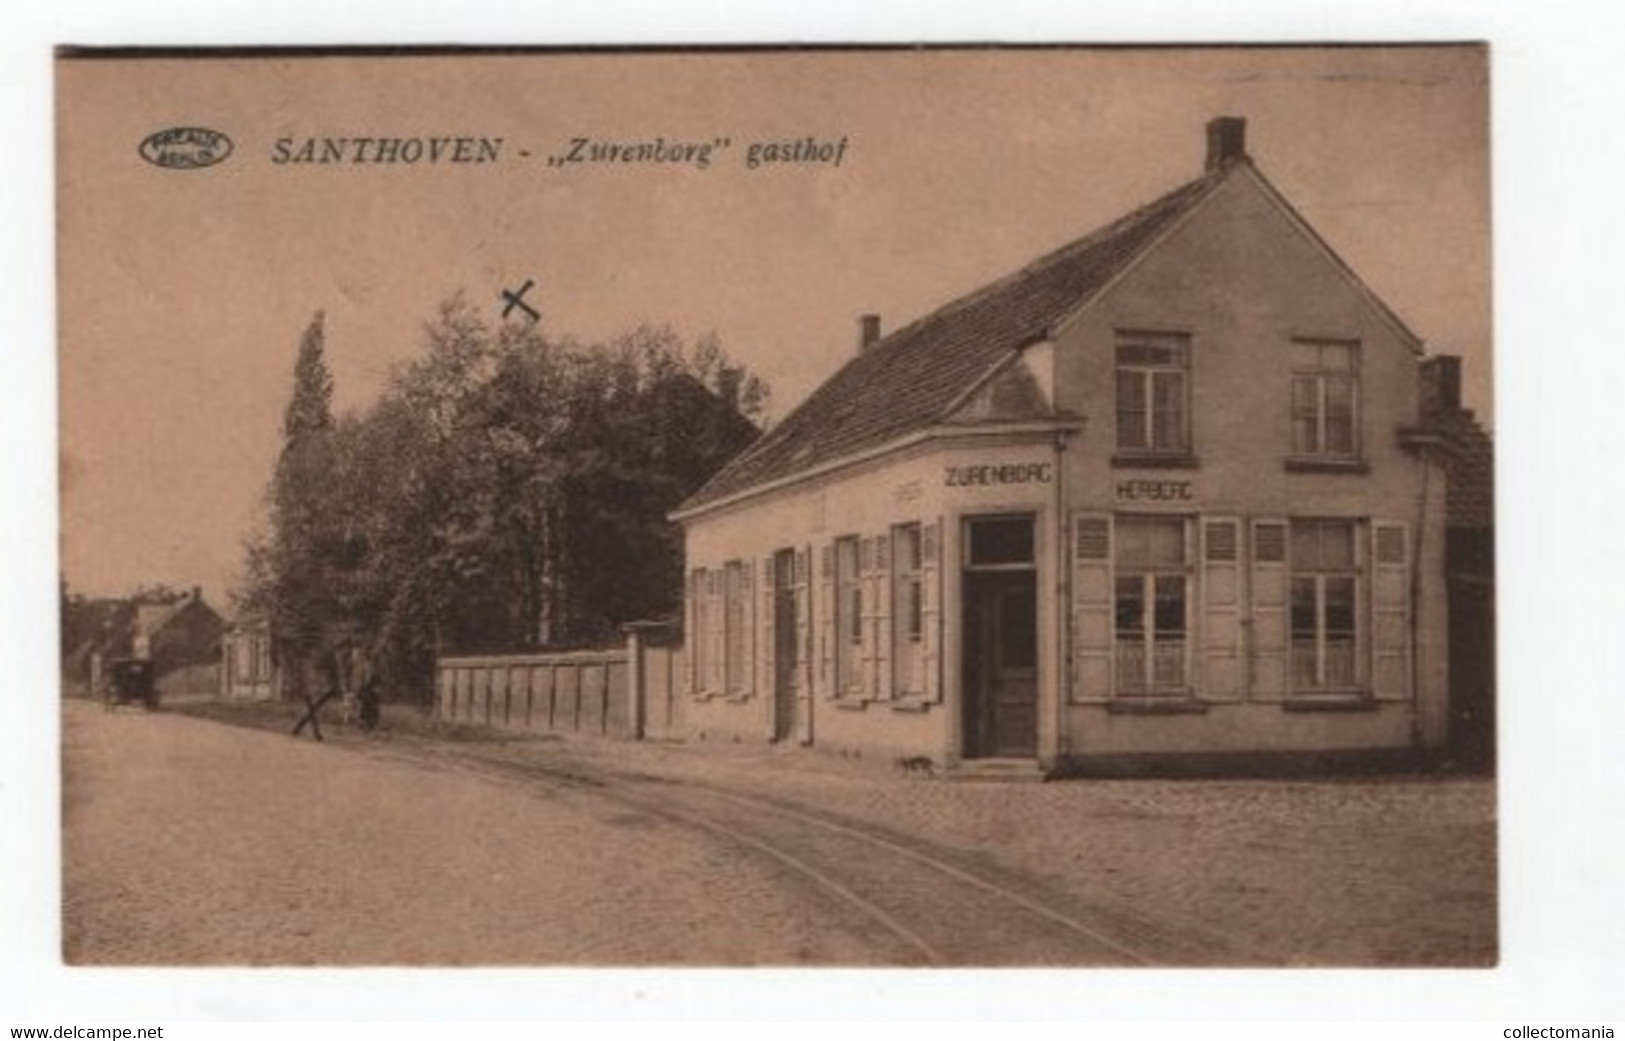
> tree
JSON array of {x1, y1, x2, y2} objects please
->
[
  {"x1": 260, "y1": 311, "x2": 346, "y2": 698},
  {"x1": 235, "y1": 297, "x2": 769, "y2": 703}
]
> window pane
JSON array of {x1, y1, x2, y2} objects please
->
[
  {"x1": 1115, "y1": 576, "x2": 1145, "y2": 634},
  {"x1": 1151, "y1": 372, "x2": 1185, "y2": 450},
  {"x1": 1325, "y1": 576, "x2": 1357, "y2": 636},
  {"x1": 1324, "y1": 376, "x2": 1356, "y2": 454},
  {"x1": 1117, "y1": 370, "x2": 1146, "y2": 449},
  {"x1": 1153, "y1": 575, "x2": 1186, "y2": 636},
  {"x1": 1320, "y1": 523, "x2": 1355, "y2": 570},
  {"x1": 1290, "y1": 577, "x2": 1317, "y2": 637},
  {"x1": 968, "y1": 516, "x2": 1034, "y2": 566},
  {"x1": 1292, "y1": 520, "x2": 1355, "y2": 571},
  {"x1": 1291, "y1": 376, "x2": 1319, "y2": 454},
  {"x1": 1324, "y1": 415, "x2": 1355, "y2": 456},
  {"x1": 1117, "y1": 517, "x2": 1184, "y2": 568},
  {"x1": 896, "y1": 525, "x2": 921, "y2": 571},
  {"x1": 1146, "y1": 518, "x2": 1185, "y2": 566}
]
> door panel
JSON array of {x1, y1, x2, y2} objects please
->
[{"x1": 963, "y1": 571, "x2": 1038, "y2": 758}]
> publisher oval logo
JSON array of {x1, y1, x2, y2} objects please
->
[{"x1": 139, "y1": 127, "x2": 233, "y2": 170}]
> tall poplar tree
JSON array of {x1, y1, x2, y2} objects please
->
[{"x1": 266, "y1": 311, "x2": 342, "y2": 696}]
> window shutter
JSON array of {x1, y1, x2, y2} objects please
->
[
  {"x1": 708, "y1": 569, "x2": 725, "y2": 694},
  {"x1": 683, "y1": 571, "x2": 698, "y2": 696},
  {"x1": 1201, "y1": 517, "x2": 1243, "y2": 699},
  {"x1": 794, "y1": 547, "x2": 814, "y2": 741},
  {"x1": 1070, "y1": 513, "x2": 1114, "y2": 701},
  {"x1": 818, "y1": 544, "x2": 835, "y2": 698},
  {"x1": 859, "y1": 536, "x2": 878, "y2": 695},
  {"x1": 921, "y1": 521, "x2": 943, "y2": 702},
  {"x1": 1371, "y1": 522, "x2": 1411, "y2": 700},
  {"x1": 741, "y1": 560, "x2": 756, "y2": 698},
  {"x1": 758, "y1": 555, "x2": 775, "y2": 705},
  {"x1": 793, "y1": 548, "x2": 811, "y2": 700},
  {"x1": 1250, "y1": 520, "x2": 1290, "y2": 699},
  {"x1": 874, "y1": 534, "x2": 893, "y2": 700}
]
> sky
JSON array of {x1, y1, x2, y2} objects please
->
[{"x1": 56, "y1": 46, "x2": 1490, "y2": 606}]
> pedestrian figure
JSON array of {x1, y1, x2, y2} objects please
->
[{"x1": 355, "y1": 645, "x2": 382, "y2": 733}]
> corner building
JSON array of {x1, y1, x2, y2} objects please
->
[{"x1": 673, "y1": 118, "x2": 1455, "y2": 773}]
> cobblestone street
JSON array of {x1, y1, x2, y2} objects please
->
[{"x1": 61, "y1": 698, "x2": 1496, "y2": 966}]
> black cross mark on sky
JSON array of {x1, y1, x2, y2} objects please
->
[{"x1": 500, "y1": 279, "x2": 540, "y2": 323}]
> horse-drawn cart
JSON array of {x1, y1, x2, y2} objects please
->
[{"x1": 104, "y1": 657, "x2": 159, "y2": 711}]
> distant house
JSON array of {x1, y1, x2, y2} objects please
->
[
  {"x1": 220, "y1": 614, "x2": 279, "y2": 701},
  {"x1": 61, "y1": 597, "x2": 137, "y2": 693},
  {"x1": 62, "y1": 587, "x2": 224, "y2": 694},
  {"x1": 673, "y1": 116, "x2": 1478, "y2": 774},
  {"x1": 1420, "y1": 357, "x2": 1495, "y2": 768}
]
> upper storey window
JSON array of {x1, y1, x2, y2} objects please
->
[
  {"x1": 1115, "y1": 331, "x2": 1190, "y2": 456},
  {"x1": 1291, "y1": 339, "x2": 1360, "y2": 460}
]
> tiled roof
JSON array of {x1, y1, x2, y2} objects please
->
[{"x1": 679, "y1": 165, "x2": 1231, "y2": 513}]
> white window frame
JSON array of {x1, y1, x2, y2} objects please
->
[
  {"x1": 1115, "y1": 330, "x2": 1191, "y2": 455},
  {"x1": 1290, "y1": 338, "x2": 1361, "y2": 460},
  {"x1": 1289, "y1": 518, "x2": 1364, "y2": 693},
  {"x1": 1112, "y1": 515, "x2": 1192, "y2": 696}
]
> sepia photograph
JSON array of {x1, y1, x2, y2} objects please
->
[{"x1": 53, "y1": 45, "x2": 1495, "y2": 971}]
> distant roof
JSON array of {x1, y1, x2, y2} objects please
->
[{"x1": 679, "y1": 165, "x2": 1230, "y2": 514}]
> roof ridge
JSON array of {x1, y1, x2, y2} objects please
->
[
  {"x1": 872, "y1": 167, "x2": 1226, "y2": 353},
  {"x1": 679, "y1": 165, "x2": 1234, "y2": 516}
]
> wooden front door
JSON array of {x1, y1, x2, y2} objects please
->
[{"x1": 963, "y1": 569, "x2": 1039, "y2": 758}]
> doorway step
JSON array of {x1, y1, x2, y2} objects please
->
[{"x1": 949, "y1": 758, "x2": 1046, "y2": 783}]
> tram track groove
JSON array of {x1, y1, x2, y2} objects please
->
[{"x1": 362, "y1": 736, "x2": 1199, "y2": 965}]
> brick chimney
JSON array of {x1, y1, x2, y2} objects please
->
[
  {"x1": 858, "y1": 313, "x2": 882, "y2": 353},
  {"x1": 1205, "y1": 116, "x2": 1248, "y2": 172}
]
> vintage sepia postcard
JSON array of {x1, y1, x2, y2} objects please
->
[{"x1": 55, "y1": 45, "x2": 1494, "y2": 972}]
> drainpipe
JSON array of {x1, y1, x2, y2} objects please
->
[{"x1": 1410, "y1": 451, "x2": 1432, "y2": 749}]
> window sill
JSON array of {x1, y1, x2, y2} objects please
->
[
  {"x1": 1111, "y1": 453, "x2": 1200, "y2": 470},
  {"x1": 832, "y1": 698, "x2": 871, "y2": 711},
  {"x1": 1281, "y1": 694, "x2": 1377, "y2": 712},
  {"x1": 1107, "y1": 696, "x2": 1209, "y2": 715},
  {"x1": 722, "y1": 692, "x2": 754, "y2": 704},
  {"x1": 890, "y1": 698, "x2": 934, "y2": 713},
  {"x1": 1283, "y1": 457, "x2": 1369, "y2": 475}
]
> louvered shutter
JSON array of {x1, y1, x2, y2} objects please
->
[
  {"x1": 708, "y1": 569, "x2": 725, "y2": 694},
  {"x1": 794, "y1": 547, "x2": 814, "y2": 741},
  {"x1": 818, "y1": 544, "x2": 835, "y2": 698},
  {"x1": 1371, "y1": 522, "x2": 1411, "y2": 700},
  {"x1": 858, "y1": 537, "x2": 877, "y2": 695},
  {"x1": 759, "y1": 555, "x2": 775, "y2": 702},
  {"x1": 875, "y1": 534, "x2": 893, "y2": 699},
  {"x1": 1201, "y1": 517, "x2": 1243, "y2": 699},
  {"x1": 1071, "y1": 513, "x2": 1114, "y2": 700},
  {"x1": 794, "y1": 548, "x2": 811, "y2": 699},
  {"x1": 683, "y1": 570, "x2": 698, "y2": 696},
  {"x1": 1250, "y1": 520, "x2": 1290, "y2": 699},
  {"x1": 921, "y1": 522, "x2": 943, "y2": 702}
]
